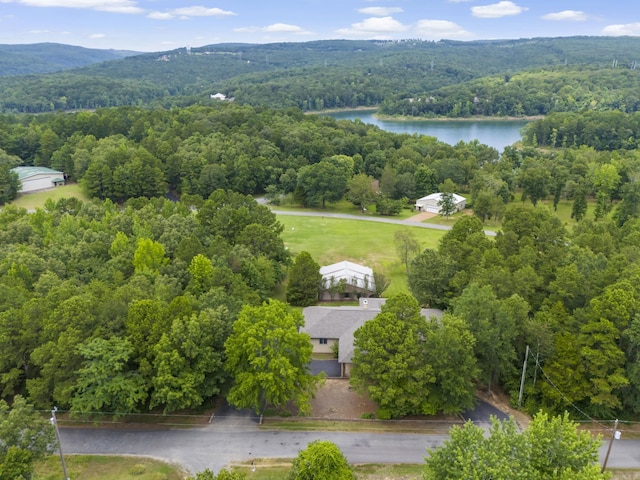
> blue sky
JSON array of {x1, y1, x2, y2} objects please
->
[{"x1": 0, "y1": 0, "x2": 639, "y2": 52}]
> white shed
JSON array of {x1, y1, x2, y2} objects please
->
[
  {"x1": 415, "y1": 192, "x2": 466, "y2": 214},
  {"x1": 11, "y1": 166, "x2": 65, "y2": 193},
  {"x1": 319, "y1": 260, "x2": 375, "y2": 300}
]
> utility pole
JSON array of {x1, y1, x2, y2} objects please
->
[
  {"x1": 51, "y1": 407, "x2": 71, "y2": 480},
  {"x1": 601, "y1": 419, "x2": 620, "y2": 473},
  {"x1": 518, "y1": 345, "x2": 530, "y2": 408}
]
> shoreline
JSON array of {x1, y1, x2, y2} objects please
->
[{"x1": 314, "y1": 107, "x2": 540, "y2": 122}]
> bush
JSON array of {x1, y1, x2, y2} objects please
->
[
  {"x1": 129, "y1": 463, "x2": 146, "y2": 475},
  {"x1": 376, "y1": 409, "x2": 392, "y2": 420},
  {"x1": 360, "y1": 412, "x2": 375, "y2": 419}
]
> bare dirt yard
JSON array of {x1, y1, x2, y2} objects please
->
[{"x1": 310, "y1": 378, "x2": 377, "y2": 419}]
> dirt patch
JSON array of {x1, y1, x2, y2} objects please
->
[
  {"x1": 311, "y1": 378, "x2": 377, "y2": 419},
  {"x1": 406, "y1": 211, "x2": 437, "y2": 222}
]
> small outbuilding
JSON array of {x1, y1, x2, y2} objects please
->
[
  {"x1": 11, "y1": 166, "x2": 65, "y2": 193},
  {"x1": 414, "y1": 192, "x2": 466, "y2": 214},
  {"x1": 319, "y1": 260, "x2": 375, "y2": 301}
]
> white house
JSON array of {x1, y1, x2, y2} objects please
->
[
  {"x1": 319, "y1": 260, "x2": 375, "y2": 301},
  {"x1": 210, "y1": 93, "x2": 227, "y2": 100},
  {"x1": 301, "y1": 298, "x2": 443, "y2": 377},
  {"x1": 414, "y1": 192, "x2": 466, "y2": 214},
  {"x1": 11, "y1": 166, "x2": 65, "y2": 193}
]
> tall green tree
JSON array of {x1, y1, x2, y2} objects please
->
[
  {"x1": 0, "y1": 395, "x2": 55, "y2": 480},
  {"x1": 350, "y1": 294, "x2": 435, "y2": 418},
  {"x1": 70, "y1": 337, "x2": 147, "y2": 417},
  {"x1": 0, "y1": 165, "x2": 20, "y2": 205},
  {"x1": 286, "y1": 251, "x2": 321, "y2": 307},
  {"x1": 394, "y1": 228, "x2": 421, "y2": 273},
  {"x1": 224, "y1": 300, "x2": 321, "y2": 416},
  {"x1": 424, "y1": 412, "x2": 605, "y2": 480},
  {"x1": 296, "y1": 161, "x2": 348, "y2": 208},
  {"x1": 346, "y1": 173, "x2": 377, "y2": 212},
  {"x1": 287, "y1": 440, "x2": 354, "y2": 480}
]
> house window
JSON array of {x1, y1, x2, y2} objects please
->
[{"x1": 319, "y1": 338, "x2": 328, "y2": 345}]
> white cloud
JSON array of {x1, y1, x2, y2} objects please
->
[
  {"x1": 89, "y1": 33, "x2": 105, "y2": 38},
  {"x1": 358, "y1": 7, "x2": 403, "y2": 16},
  {"x1": 336, "y1": 16, "x2": 409, "y2": 37},
  {"x1": 541, "y1": 10, "x2": 588, "y2": 22},
  {"x1": 0, "y1": 0, "x2": 143, "y2": 14},
  {"x1": 472, "y1": 1, "x2": 528, "y2": 19},
  {"x1": 602, "y1": 23, "x2": 640, "y2": 36},
  {"x1": 147, "y1": 11, "x2": 172, "y2": 20},
  {"x1": 148, "y1": 6, "x2": 235, "y2": 20},
  {"x1": 415, "y1": 19, "x2": 474, "y2": 40},
  {"x1": 234, "y1": 23, "x2": 310, "y2": 35}
]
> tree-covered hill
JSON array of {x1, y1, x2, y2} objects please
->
[
  {"x1": 1, "y1": 36, "x2": 639, "y2": 113},
  {"x1": 379, "y1": 66, "x2": 640, "y2": 117},
  {"x1": 0, "y1": 43, "x2": 138, "y2": 76}
]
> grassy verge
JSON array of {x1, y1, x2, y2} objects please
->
[
  {"x1": 230, "y1": 462, "x2": 640, "y2": 480},
  {"x1": 34, "y1": 455, "x2": 186, "y2": 480},
  {"x1": 10, "y1": 183, "x2": 89, "y2": 210},
  {"x1": 231, "y1": 462, "x2": 425, "y2": 479},
  {"x1": 277, "y1": 215, "x2": 445, "y2": 296},
  {"x1": 261, "y1": 417, "x2": 460, "y2": 434},
  {"x1": 273, "y1": 197, "x2": 418, "y2": 220}
]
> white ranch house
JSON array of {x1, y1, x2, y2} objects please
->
[
  {"x1": 414, "y1": 192, "x2": 466, "y2": 214},
  {"x1": 11, "y1": 166, "x2": 65, "y2": 193}
]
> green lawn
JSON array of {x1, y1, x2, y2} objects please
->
[
  {"x1": 277, "y1": 215, "x2": 445, "y2": 296},
  {"x1": 34, "y1": 455, "x2": 186, "y2": 480},
  {"x1": 232, "y1": 462, "x2": 425, "y2": 479},
  {"x1": 273, "y1": 197, "x2": 417, "y2": 220},
  {"x1": 10, "y1": 183, "x2": 89, "y2": 210}
]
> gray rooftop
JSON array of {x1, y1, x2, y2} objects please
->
[{"x1": 301, "y1": 299, "x2": 443, "y2": 365}]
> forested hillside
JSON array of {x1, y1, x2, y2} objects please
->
[
  {"x1": 1, "y1": 103, "x2": 640, "y2": 419},
  {"x1": 380, "y1": 67, "x2": 640, "y2": 117},
  {"x1": 0, "y1": 36, "x2": 639, "y2": 113},
  {"x1": 0, "y1": 43, "x2": 137, "y2": 76}
]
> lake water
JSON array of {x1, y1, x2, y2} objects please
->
[{"x1": 325, "y1": 110, "x2": 529, "y2": 152}]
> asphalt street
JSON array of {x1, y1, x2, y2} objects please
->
[{"x1": 59, "y1": 423, "x2": 640, "y2": 475}]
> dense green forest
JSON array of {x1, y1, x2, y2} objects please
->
[
  {"x1": 1, "y1": 102, "x2": 640, "y2": 420},
  {"x1": 1, "y1": 36, "x2": 640, "y2": 113},
  {"x1": 0, "y1": 43, "x2": 137, "y2": 76},
  {"x1": 380, "y1": 67, "x2": 640, "y2": 117}
]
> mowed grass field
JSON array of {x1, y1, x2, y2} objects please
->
[
  {"x1": 277, "y1": 215, "x2": 445, "y2": 296},
  {"x1": 10, "y1": 183, "x2": 89, "y2": 210}
]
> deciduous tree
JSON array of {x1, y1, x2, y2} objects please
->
[
  {"x1": 0, "y1": 395, "x2": 55, "y2": 480},
  {"x1": 224, "y1": 300, "x2": 321, "y2": 416},
  {"x1": 287, "y1": 440, "x2": 354, "y2": 480}
]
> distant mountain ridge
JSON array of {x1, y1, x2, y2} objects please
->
[
  {"x1": 0, "y1": 37, "x2": 639, "y2": 113},
  {"x1": 0, "y1": 43, "x2": 140, "y2": 76}
]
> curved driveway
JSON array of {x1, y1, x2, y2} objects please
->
[
  {"x1": 272, "y1": 210, "x2": 497, "y2": 237},
  {"x1": 59, "y1": 425, "x2": 640, "y2": 475}
]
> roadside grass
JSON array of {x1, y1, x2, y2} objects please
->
[
  {"x1": 34, "y1": 455, "x2": 186, "y2": 480},
  {"x1": 277, "y1": 215, "x2": 445, "y2": 296},
  {"x1": 230, "y1": 463, "x2": 640, "y2": 480},
  {"x1": 232, "y1": 462, "x2": 425, "y2": 479},
  {"x1": 10, "y1": 183, "x2": 89, "y2": 210},
  {"x1": 274, "y1": 197, "x2": 417, "y2": 220},
  {"x1": 260, "y1": 417, "x2": 459, "y2": 434}
]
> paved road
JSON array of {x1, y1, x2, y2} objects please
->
[
  {"x1": 272, "y1": 210, "x2": 498, "y2": 237},
  {"x1": 59, "y1": 424, "x2": 640, "y2": 475}
]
